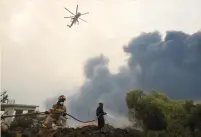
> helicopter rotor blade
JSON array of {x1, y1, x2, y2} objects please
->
[
  {"x1": 64, "y1": 16, "x2": 74, "y2": 18},
  {"x1": 64, "y1": 7, "x2": 75, "y2": 15},
  {"x1": 76, "y1": 5, "x2": 78, "y2": 14},
  {"x1": 79, "y1": 18, "x2": 87, "y2": 23},
  {"x1": 81, "y1": 12, "x2": 89, "y2": 16}
]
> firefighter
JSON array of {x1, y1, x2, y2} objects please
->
[
  {"x1": 38, "y1": 95, "x2": 67, "y2": 136},
  {"x1": 96, "y1": 102, "x2": 107, "y2": 130}
]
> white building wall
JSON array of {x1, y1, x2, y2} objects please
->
[{"x1": 3, "y1": 108, "x2": 15, "y2": 125}]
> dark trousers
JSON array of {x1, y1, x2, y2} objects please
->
[{"x1": 98, "y1": 116, "x2": 105, "y2": 129}]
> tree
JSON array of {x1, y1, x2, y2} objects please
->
[
  {"x1": 126, "y1": 89, "x2": 201, "y2": 137},
  {"x1": 9, "y1": 112, "x2": 45, "y2": 133},
  {"x1": 126, "y1": 90, "x2": 167, "y2": 131},
  {"x1": 187, "y1": 104, "x2": 201, "y2": 136}
]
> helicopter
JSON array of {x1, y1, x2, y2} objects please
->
[{"x1": 64, "y1": 5, "x2": 89, "y2": 28}]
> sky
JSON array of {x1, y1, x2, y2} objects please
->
[{"x1": 1, "y1": 0, "x2": 201, "y2": 125}]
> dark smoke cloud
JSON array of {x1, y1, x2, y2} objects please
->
[
  {"x1": 123, "y1": 31, "x2": 201, "y2": 99},
  {"x1": 68, "y1": 55, "x2": 132, "y2": 120},
  {"x1": 46, "y1": 30, "x2": 201, "y2": 125}
]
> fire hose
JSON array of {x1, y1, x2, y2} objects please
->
[{"x1": 1, "y1": 112, "x2": 103, "y2": 123}]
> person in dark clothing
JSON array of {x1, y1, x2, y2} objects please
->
[{"x1": 96, "y1": 102, "x2": 107, "y2": 129}]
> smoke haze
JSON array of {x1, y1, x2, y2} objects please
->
[
  {"x1": 45, "y1": 30, "x2": 201, "y2": 126},
  {"x1": 2, "y1": 0, "x2": 201, "y2": 127}
]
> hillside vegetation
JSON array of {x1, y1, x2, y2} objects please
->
[
  {"x1": 126, "y1": 90, "x2": 201, "y2": 137},
  {"x1": 2, "y1": 90, "x2": 201, "y2": 137}
]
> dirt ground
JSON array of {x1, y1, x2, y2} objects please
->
[
  {"x1": 54, "y1": 125, "x2": 144, "y2": 137},
  {"x1": 2, "y1": 125, "x2": 144, "y2": 137}
]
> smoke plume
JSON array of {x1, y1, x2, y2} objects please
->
[
  {"x1": 46, "y1": 30, "x2": 201, "y2": 126},
  {"x1": 123, "y1": 31, "x2": 201, "y2": 99}
]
